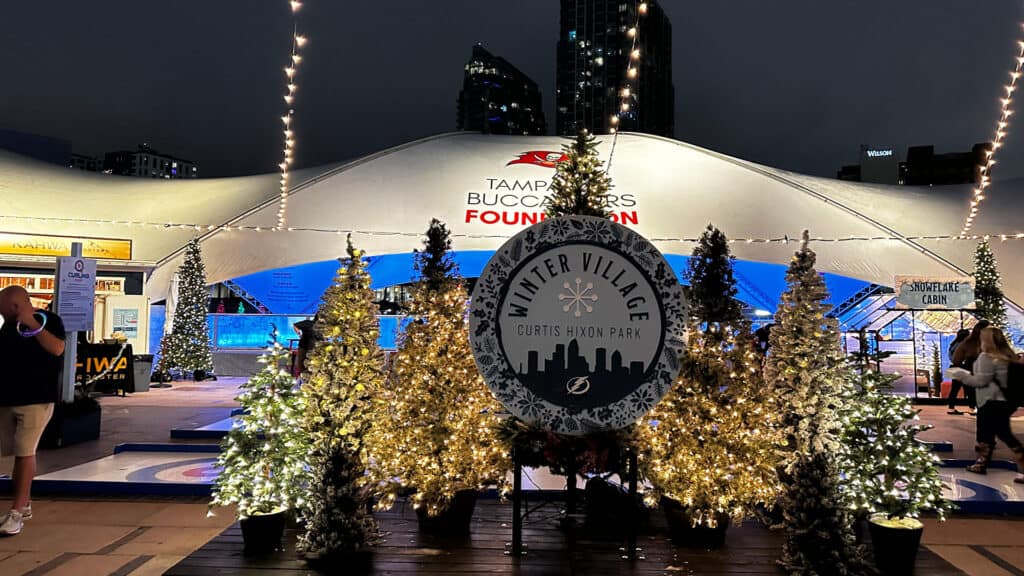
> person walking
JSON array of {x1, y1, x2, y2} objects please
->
[
  {"x1": 946, "y1": 329, "x2": 972, "y2": 414},
  {"x1": 0, "y1": 286, "x2": 66, "y2": 536},
  {"x1": 951, "y1": 320, "x2": 991, "y2": 416},
  {"x1": 947, "y1": 326, "x2": 1024, "y2": 483}
]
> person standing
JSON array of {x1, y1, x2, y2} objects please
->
[
  {"x1": 948, "y1": 326, "x2": 1024, "y2": 483},
  {"x1": 951, "y1": 320, "x2": 991, "y2": 416},
  {"x1": 0, "y1": 286, "x2": 66, "y2": 536},
  {"x1": 946, "y1": 329, "x2": 972, "y2": 414}
]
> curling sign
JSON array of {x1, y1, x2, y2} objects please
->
[{"x1": 469, "y1": 216, "x2": 687, "y2": 435}]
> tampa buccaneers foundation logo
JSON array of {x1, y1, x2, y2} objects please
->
[{"x1": 506, "y1": 151, "x2": 569, "y2": 168}]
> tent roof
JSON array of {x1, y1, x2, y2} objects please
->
[{"x1": 1, "y1": 133, "x2": 1021, "y2": 308}]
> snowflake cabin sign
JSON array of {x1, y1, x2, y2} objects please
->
[{"x1": 469, "y1": 216, "x2": 687, "y2": 435}]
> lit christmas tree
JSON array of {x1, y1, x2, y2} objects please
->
[
  {"x1": 639, "y1": 226, "x2": 781, "y2": 531},
  {"x1": 210, "y1": 333, "x2": 307, "y2": 518},
  {"x1": 298, "y1": 236, "x2": 382, "y2": 559},
  {"x1": 840, "y1": 332, "x2": 951, "y2": 523},
  {"x1": 155, "y1": 238, "x2": 214, "y2": 379},
  {"x1": 545, "y1": 130, "x2": 613, "y2": 219},
  {"x1": 973, "y1": 240, "x2": 1008, "y2": 329},
  {"x1": 363, "y1": 220, "x2": 510, "y2": 517},
  {"x1": 765, "y1": 231, "x2": 868, "y2": 575}
]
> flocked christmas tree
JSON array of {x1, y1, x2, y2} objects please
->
[
  {"x1": 210, "y1": 331, "x2": 307, "y2": 519},
  {"x1": 973, "y1": 240, "x2": 1008, "y2": 329},
  {"x1": 298, "y1": 236, "x2": 382, "y2": 559},
  {"x1": 840, "y1": 331, "x2": 950, "y2": 525},
  {"x1": 545, "y1": 130, "x2": 613, "y2": 219},
  {"x1": 639, "y1": 225, "x2": 782, "y2": 530},
  {"x1": 765, "y1": 231, "x2": 868, "y2": 575},
  {"x1": 155, "y1": 238, "x2": 214, "y2": 378},
  {"x1": 363, "y1": 220, "x2": 510, "y2": 517}
]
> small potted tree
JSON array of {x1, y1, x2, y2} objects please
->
[
  {"x1": 841, "y1": 332, "x2": 951, "y2": 575},
  {"x1": 210, "y1": 333, "x2": 308, "y2": 554}
]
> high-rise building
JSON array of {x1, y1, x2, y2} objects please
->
[
  {"x1": 456, "y1": 44, "x2": 546, "y2": 135},
  {"x1": 556, "y1": 0, "x2": 674, "y2": 137},
  {"x1": 104, "y1": 143, "x2": 198, "y2": 179}
]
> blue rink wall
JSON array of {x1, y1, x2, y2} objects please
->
[
  {"x1": 231, "y1": 251, "x2": 869, "y2": 316},
  {"x1": 148, "y1": 251, "x2": 867, "y2": 356},
  {"x1": 150, "y1": 251, "x2": 869, "y2": 356}
]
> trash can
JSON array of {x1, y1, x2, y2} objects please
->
[{"x1": 133, "y1": 354, "x2": 153, "y2": 392}]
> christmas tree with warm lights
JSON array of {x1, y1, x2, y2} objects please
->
[
  {"x1": 546, "y1": 130, "x2": 613, "y2": 219},
  {"x1": 155, "y1": 238, "x2": 214, "y2": 380},
  {"x1": 639, "y1": 225, "x2": 781, "y2": 538},
  {"x1": 210, "y1": 332, "x2": 307, "y2": 520},
  {"x1": 973, "y1": 240, "x2": 1008, "y2": 329},
  {"x1": 840, "y1": 332, "x2": 950, "y2": 526},
  {"x1": 765, "y1": 231, "x2": 868, "y2": 575},
  {"x1": 298, "y1": 236, "x2": 382, "y2": 560},
  {"x1": 363, "y1": 220, "x2": 510, "y2": 521}
]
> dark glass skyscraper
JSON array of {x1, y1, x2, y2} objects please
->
[
  {"x1": 457, "y1": 44, "x2": 546, "y2": 135},
  {"x1": 556, "y1": 0, "x2": 674, "y2": 137}
]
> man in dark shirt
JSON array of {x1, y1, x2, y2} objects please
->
[
  {"x1": 293, "y1": 314, "x2": 321, "y2": 376},
  {"x1": 0, "y1": 286, "x2": 66, "y2": 536}
]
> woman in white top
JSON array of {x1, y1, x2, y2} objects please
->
[{"x1": 947, "y1": 326, "x2": 1023, "y2": 483}]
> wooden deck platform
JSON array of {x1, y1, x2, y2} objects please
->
[{"x1": 166, "y1": 499, "x2": 963, "y2": 575}]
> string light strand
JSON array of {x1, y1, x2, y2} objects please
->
[
  {"x1": 277, "y1": 1, "x2": 308, "y2": 230},
  {"x1": 0, "y1": 214, "x2": 1020, "y2": 244},
  {"x1": 959, "y1": 22, "x2": 1024, "y2": 237},
  {"x1": 607, "y1": 0, "x2": 647, "y2": 172}
]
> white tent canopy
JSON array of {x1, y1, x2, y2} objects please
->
[{"x1": 1, "y1": 133, "x2": 1021, "y2": 308}]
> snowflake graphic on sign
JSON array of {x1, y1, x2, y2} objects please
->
[{"x1": 559, "y1": 277, "x2": 598, "y2": 317}]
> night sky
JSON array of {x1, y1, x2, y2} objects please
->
[{"x1": 2, "y1": 1, "x2": 1022, "y2": 179}]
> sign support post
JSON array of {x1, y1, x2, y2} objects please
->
[
  {"x1": 55, "y1": 243, "x2": 82, "y2": 404},
  {"x1": 54, "y1": 242, "x2": 97, "y2": 404}
]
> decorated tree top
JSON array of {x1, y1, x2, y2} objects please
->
[
  {"x1": 765, "y1": 231, "x2": 846, "y2": 455},
  {"x1": 974, "y1": 240, "x2": 1008, "y2": 329},
  {"x1": 414, "y1": 218, "x2": 458, "y2": 293},
  {"x1": 687, "y1": 224, "x2": 744, "y2": 327},
  {"x1": 545, "y1": 130, "x2": 613, "y2": 219}
]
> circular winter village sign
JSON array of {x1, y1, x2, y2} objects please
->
[{"x1": 469, "y1": 216, "x2": 687, "y2": 436}]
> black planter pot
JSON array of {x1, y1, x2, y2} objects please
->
[
  {"x1": 868, "y1": 518, "x2": 924, "y2": 576},
  {"x1": 240, "y1": 510, "x2": 287, "y2": 555},
  {"x1": 415, "y1": 490, "x2": 478, "y2": 534},
  {"x1": 661, "y1": 497, "x2": 731, "y2": 549},
  {"x1": 41, "y1": 401, "x2": 102, "y2": 449}
]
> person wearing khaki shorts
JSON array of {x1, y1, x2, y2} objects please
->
[{"x1": 0, "y1": 286, "x2": 66, "y2": 536}]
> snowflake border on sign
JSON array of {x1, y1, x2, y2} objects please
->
[{"x1": 469, "y1": 215, "x2": 688, "y2": 436}]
